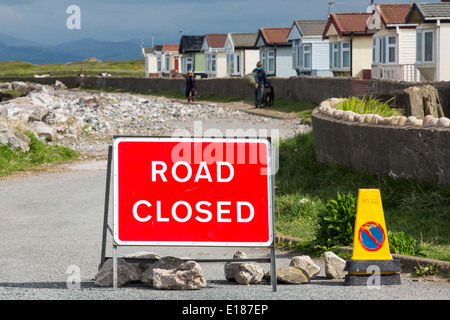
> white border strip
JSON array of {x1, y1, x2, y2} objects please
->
[{"x1": 113, "y1": 136, "x2": 274, "y2": 247}]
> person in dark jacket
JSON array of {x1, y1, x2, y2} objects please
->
[
  {"x1": 253, "y1": 61, "x2": 267, "y2": 108},
  {"x1": 184, "y1": 70, "x2": 197, "y2": 102}
]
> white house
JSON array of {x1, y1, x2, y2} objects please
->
[
  {"x1": 224, "y1": 33, "x2": 259, "y2": 77},
  {"x1": 287, "y1": 20, "x2": 332, "y2": 77},
  {"x1": 406, "y1": 1, "x2": 450, "y2": 81},
  {"x1": 141, "y1": 46, "x2": 162, "y2": 78},
  {"x1": 254, "y1": 28, "x2": 297, "y2": 78},
  {"x1": 201, "y1": 34, "x2": 228, "y2": 78},
  {"x1": 369, "y1": 4, "x2": 421, "y2": 81}
]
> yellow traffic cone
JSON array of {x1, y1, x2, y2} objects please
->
[{"x1": 344, "y1": 189, "x2": 401, "y2": 286}]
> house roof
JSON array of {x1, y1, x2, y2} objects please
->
[
  {"x1": 162, "y1": 44, "x2": 179, "y2": 52},
  {"x1": 204, "y1": 34, "x2": 227, "y2": 48},
  {"x1": 179, "y1": 35, "x2": 205, "y2": 53},
  {"x1": 229, "y1": 33, "x2": 258, "y2": 49},
  {"x1": 323, "y1": 12, "x2": 372, "y2": 39},
  {"x1": 293, "y1": 20, "x2": 327, "y2": 37},
  {"x1": 257, "y1": 28, "x2": 291, "y2": 46},
  {"x1": 377, "y1": 4, "x2": 413, "y2": 25},
  {"x1": 154, "y1": 45, "x2": 163, "y2": 52},
  {"x1": 406, "y1": 2, "x2": 450, "y2": 22}
]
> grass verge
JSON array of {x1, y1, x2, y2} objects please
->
[
  {"x1": 275, "y1": 132, "x2": 450, "y2": 261},
  {"x1": 0, "y1": 131, "x2": 79, "y2": 177}
]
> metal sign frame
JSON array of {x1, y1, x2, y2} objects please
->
[{"x1": 100, "y1": 136, "x2": 277, "y2": 292}]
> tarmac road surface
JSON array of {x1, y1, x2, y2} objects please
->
[{"x1": 0, "y1": 159, "x2": 448, "y2": 305}]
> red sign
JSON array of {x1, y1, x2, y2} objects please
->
[{"x1": 113, "y1": 137, "x2": 273, "y2": 246}]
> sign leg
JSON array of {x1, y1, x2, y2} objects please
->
[
  {"x1": 100, "y1": 146, "x2": 113, "y2": 268},
  {"x1": 270, "y1": 243, "x2": 277, "y2": 292},
  {"x1": 113, "y1": 244, "x2": 118, "y2": 290}
]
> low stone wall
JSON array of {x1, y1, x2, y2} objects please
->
[
  {"x1": 311, "y1": 98, "x2": 450, "y2": 186},
  {"x1": 2, "y1": 76, "x2": 449, "y2": 116}
]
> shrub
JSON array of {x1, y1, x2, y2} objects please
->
[
  {"x1": 388, "y1": 231, "x2": 425, "y2": 256},
  {"x1": 315, "y1": 192, "x2": 357, "y2": 249}
]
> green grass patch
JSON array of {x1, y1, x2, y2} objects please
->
[
  {"x1": 275, "y1": 132, "x2": 450, "y2": 261},
  {"x1": 0, "y1": 59, "x2": 145, "y2": 78},
  {"x1": 0, "y1": 131, "x2": 79, "y2": 177},
  {"x1": 336, "y1": 95, "x2": 403, "y2": 117}
]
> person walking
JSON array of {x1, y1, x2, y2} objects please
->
[
  {"x1": 253, "y1": 61, "x2": 267, "y2": 108},
  {"x1": 184, "y1": 70, "x2": 197, "y2": 102}
]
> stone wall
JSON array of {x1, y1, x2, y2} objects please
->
[{"x1": 311, "y1": 99, "x2": 450, "y2": 186}]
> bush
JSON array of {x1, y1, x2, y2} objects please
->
[
  {"x1": 315, "y1": 192, "x2": 357, "y2": 249},
  {"x1": 388, "y1": 231, "x2": 425, "y2": 256}
]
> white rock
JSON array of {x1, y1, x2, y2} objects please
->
[{"x1": 324, "y1": 251, "x2": 346, "y2": 279}]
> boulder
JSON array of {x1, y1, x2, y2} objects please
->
[
  {"x1": 0, "y1": 120, "x2": 30, "y2": 151},
  {"x1": 140, "y1": 256, "x2": 185, "y2": 287},
  {"x1": 152, "y1": 261, "x2": 206, "y2": 290},
  {"x1": 378, "y1": 85, "x2": 445, "y2": 119},
  {"x1": 30, "y1": 121, "x2": 57, "y2": 142},
  {"x1": 94, "y1": 258, "x2": 140, "y2": 287},
  {"x1": 54, "y1": 80, "x2": 68, "y2": 90},
  {"x1": 265, "y1": 267, "x2": 310, "y2": 284},
  {"x1": 11, "y1": 81, "x2": 30, "y2": 94},
  {"x1": 289, "y1": 255, "x2": 321, "y2": 278},
  {"x1": 324, "y1": 251, "x2": 346, "y2": 279},
  {"x1": 224, "y1": 251, "x2": 264, "y2": 285}
]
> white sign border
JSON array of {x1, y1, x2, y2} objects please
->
[{"x1": 113, "y1": 136, "x2": 274, "y2": 247}]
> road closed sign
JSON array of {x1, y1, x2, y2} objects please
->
[{"x1": 113, "y1": 137, "x2": 274, "y2": 246}]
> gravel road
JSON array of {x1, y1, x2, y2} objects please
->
[{"x1": 0, "y1": 95, "x2": 448, "y2": 305}]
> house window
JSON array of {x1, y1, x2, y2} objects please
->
[
  {"x1": 157, "y1": 56, "x2": 162, "y2": 73},
  {"x1": 416, "y1": 30, "x2": 422, "y2": 64},
  {"x1": 387, "y1": 36, "x2": 396, "y2": 63},
  {"x1": 330, "y1": 42, "x2": 350, "y2": 69},
  {"x1": 206, "y1": 54, "x2": 217, "y2": 73},
  {"x1": 424, "y1": 30, "x2": 434, "y2": 63},
  {"x1": 211, "y1": 54, "x2": 216, "y2": 72},
  {"x1": 342, "y1": 42, "x2": 350, "y2": 68},
  {"x1": 186, "y1": 57, "x2": 192, "y2": 72},
  {"x1": 165, "y1": 56, "x2": 170, "y2": 72},
  {"x1": 292, "y1": 40, "x2": 297, "y2": 68},
  {"x1": 227, "y1": 54, "x2": 241, "y2": 75},
  {"x1": 373, "y1": 38, "x2": 377, "y2": 63},
  {"x1": 268, "y1": 51, "x2": 275, "y2": 73},
  {"x1": 416, "y1": 29, "x2": 434, "y2": 64},
  {"x1": 303, "y1": 44, "x2": 311, "y2": 69},
  {"x1": 332, "y1": 43, "x2": 339, "y2": 68}
]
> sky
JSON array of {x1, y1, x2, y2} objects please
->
[{"x1": 0, "y1": 0, "x2": 439, "y2": 46}]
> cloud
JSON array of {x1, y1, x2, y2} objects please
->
[{"x1": 0, "y1": 4, "x2": 25, "y2": 23}]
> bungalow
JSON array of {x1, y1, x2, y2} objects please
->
[
  {"x1": 254, "y1": 28, "x2": 297, "y2": 77},
  {"x1": 201, "y1": 34, "x2": 228, "y2": 78},
  {"x1": 405, "y1": 1, "x2": 450, "y2": 81},
  {"x1": 287, "y1": 20, "x2": 332, "y2": 77},
  {"x1": 141, "y1": 45, "x2": 163, "y2": 78},
  {"x1": 161, "y1": 44, "x2": 181, "y2": 77},
  {"x1": 224, "y1": 33, "x2": 259, "y2": 77},
  {"x1": 369, "y1": 4, "x2": 421, "y2": 81},
  {"x1": 322, "y1": 12, "x2": 373, "y2": 78},
  {"x1": 179, "y1": 35, "x2": 206, "y2": 77}
]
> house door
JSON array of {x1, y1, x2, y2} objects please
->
[{"x1": 174, "y1": 57, "x2": 179, "y2": 73}]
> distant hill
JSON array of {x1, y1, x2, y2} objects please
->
[{"x1": 0, "y1": 33, "x2": 144, "y2": 64}]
